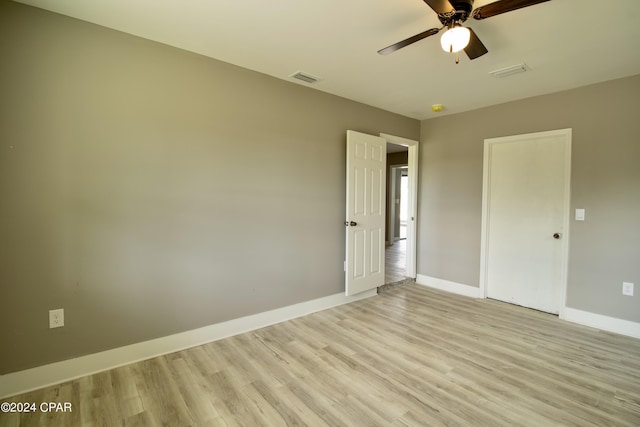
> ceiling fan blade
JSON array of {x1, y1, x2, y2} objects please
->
[
  {"x1": 472, "y1": 0, "x2": 551, "y2": 20},
  {"x1": 377, "y1": 28, "x2": 441, "y2": 55},
  {"x1": 464, "y1": 28, "x2": 488, "y2": 60},
  {"x1": 422, "y1": 0, "x2": 454, "y2": 15}
]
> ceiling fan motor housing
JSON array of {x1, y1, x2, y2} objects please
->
[{"x1": 439, "y1": 0, "x2": 474, "y2": 24}]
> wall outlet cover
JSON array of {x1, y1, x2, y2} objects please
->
[{"x1": 49, "y1": 308, "x2": 64, "y2": 328}]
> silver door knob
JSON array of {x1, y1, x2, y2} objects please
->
[{"x1": 553, "y1": 233, "x2": 561, "y2": 239}]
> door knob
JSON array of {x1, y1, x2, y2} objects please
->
[
  {"x1": 553, "y1": 233, "x2": 561, "y2": 239},
  {"x1": 344, "y1": 221, "x2": 357, "y2": 226}
]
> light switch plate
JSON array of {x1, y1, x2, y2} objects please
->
[
  {"x1": 575, "y1": 208, "x2": 585, "y2": 221},
  {"x1": 622, "y1": 282, "x2": 634, "y2": 296}
]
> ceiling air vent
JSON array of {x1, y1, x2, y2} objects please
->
[
  {"x1": 290, "y1": 71, "x2": 321, "y2": 84},
  {"x1": 489, "y1": 63, "x2": 529, "y2": 78}
]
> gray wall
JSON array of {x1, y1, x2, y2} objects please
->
[
  {"x1": 0, "y1": 1, "x2": 419, "y2": 374},
  {"x1": 419, "y1": 74, "x2": 640, "y2": 322}
]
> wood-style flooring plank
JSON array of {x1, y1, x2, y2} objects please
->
[
  {"x1": 385, "y1": 239, "x2": 407, "y2": 284},
  {"x1": 2, "y1": 284, "x2": 640, "y2": 426}
]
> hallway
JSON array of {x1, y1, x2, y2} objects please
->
[{"x1": 385, "y1": 239, "x2": 406, "y2": 284}]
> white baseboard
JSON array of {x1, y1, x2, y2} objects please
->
[
  {"x1": 563, "y1": 307, "x2": 640, "y2": 339},
  {"x1": 0, "y1": 289, "x2": 377, "y2": 399},
  {"x1": 415, "y1": 275, "x2": 640, "y2": 340},
  {"x1": 416, "y1": 274, "x2": 482, "y2": 298}
]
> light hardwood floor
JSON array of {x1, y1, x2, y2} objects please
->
[
  {"x1": 385, "y1": 239, "x2": 406, "y2": 284},
  {"x1": 2, "y1": 284, "x2": 640, "y2": 426}
]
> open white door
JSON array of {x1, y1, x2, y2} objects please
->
[{"x1": 345, "y1": 130, "x2": 386, "y2": 296}]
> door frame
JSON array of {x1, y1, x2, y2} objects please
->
[
  {"x1": 479, "y1": 128, "x2": 572, "y2": 318},
  {"x1": 381, "y1": 133, "x2": 419, "y2": 279},
  {"x1": 388, "y1": 164, "x2": 407, "y2": 243}
]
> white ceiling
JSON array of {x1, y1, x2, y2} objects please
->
[{"x1": 15, "y1": 0, "x2": 640, "y2": 120}]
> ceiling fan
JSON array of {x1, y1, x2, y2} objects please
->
[{"x1": 378, "y1": 0, "x2": 551, "y2": 62}]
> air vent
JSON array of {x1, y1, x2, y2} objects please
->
[
  {"x1": 489, "y1": 63, "x2": 529, "y2": 78},
  {"x1": 290, "y1": 71, "x2": 321, "y2": 84}
]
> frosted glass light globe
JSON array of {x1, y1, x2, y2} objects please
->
[{"x1": 440, "y1": 26, "x2": 471, "y2": 53}]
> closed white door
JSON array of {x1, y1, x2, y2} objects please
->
[
  {"x1": 482, "y1": 129, "x2": 571, "y2": 314},
  {"x1": 345, "y1": 130, "x2": 386, "y2": 296}
]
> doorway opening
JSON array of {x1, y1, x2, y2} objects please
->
[
  {"x1": 382, "y1": 134, "x2": 418, "y2": 286},
  {"x1": 344, "y1": 130, "x2": 418, "y2": 295},
  {"x1": 389, "y1": 165, "x2": 409, "y2": 243},
  {"x1": 386, "y1": 162, "x2": 407, "y2": 284}
]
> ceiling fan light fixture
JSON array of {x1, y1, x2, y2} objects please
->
[{"x1": 440, "y1": 25, "x2": 470, "y2": 53}]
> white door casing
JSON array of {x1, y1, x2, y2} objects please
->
[
  {"x1": 480, "y1": 129, "x2": 571, "y2": 315},
  {"x1": 345, "y1": 131, "x2": 386, "y2": 296},
  {"x1": 388, "y1": 165, "x2": 404, "y2": 242}
]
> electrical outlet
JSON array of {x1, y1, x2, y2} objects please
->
[
  {"x1": 622, "y1": 282, "x2": 634, "y2": 297},
  {"x1": 49, "y1": 308, "x2": 64, "y2": 328}
]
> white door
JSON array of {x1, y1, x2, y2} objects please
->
[
  {"x1": 481, "y1": 129, "x2": 571, "y2": 314},
  {"x1": 345, "y1": 130, "x2": 386, "y2": 296}
]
